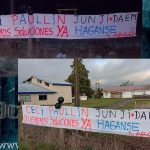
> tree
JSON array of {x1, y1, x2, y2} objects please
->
[
  {"x1": 66, "y1": 59, "x2": 93, "y2": 98},
  {"x1": 120, "y1": 80, "x2": 134, "y2": 86},
  {"x1": 95, "y1": 88, "x2": 103, "y2": 98}
]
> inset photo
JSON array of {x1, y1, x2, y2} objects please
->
[{"x1": 18, "y1": 59, "x2": 150, "y2": 150}]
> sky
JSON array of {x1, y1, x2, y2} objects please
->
[{"x1": 18, "y1": 59, "x2": 150, "y2": 88}]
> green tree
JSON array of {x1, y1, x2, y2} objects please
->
[
  {"x1": 66, "y1": 59, "x2": 93, "y2": 98},
  {"x1": 95, "y1": 88, "x2": 103, "y2": 98},
  {"x1": 120, "y1": 80, "x2": 134, "y2": 86}
]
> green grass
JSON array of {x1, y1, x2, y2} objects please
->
[
  {"x1": 80, "y1": 98, "x2": 123, "y2": 108},
  {"x1": 65, "y1": 98, "x2": 123, "y2": 108},
  {"x1": 135, "y1": 100, "x2": 150, "y2": 105},
  {"x1": 119, "y1": 102, "x2": 135, "y2": 109}
]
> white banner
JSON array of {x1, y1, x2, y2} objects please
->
[
  {"x1": 0, "y1": 12, "x2": 138, "y2": 39},
  {"x1": 22, "y1": 105, "x2": 150, "y2": 138}
]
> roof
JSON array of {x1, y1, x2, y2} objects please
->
[
  {"x1": 23, "y1": 75, "x2": 72, "y2": 86},
  {"x1": 18, "y1": 83, "x2": 57, "y2": 94},
  {"x1": 103, "y1": 85, "x2": 150, "y2": 92}
]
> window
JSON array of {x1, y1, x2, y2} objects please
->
[
  {"x1": 20, "y1": 95, "x2": 31, "y2": 102},
  {"x1": 45, "y1": 82, "x2": 49, "y2": 86},
  {"x1": 37, "y1": 79, "x2": 42, "y2": 84},
  {"x1": 39, "y1": 95, "x2": 47, "y2": 100}
]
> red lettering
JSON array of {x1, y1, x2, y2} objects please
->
[
  {"x1": 26, "y1": 106, "x2": 30, "y2": 113},
  {"x1": 57, "y1": 25, "x2": 68, "y2": 37},
  {"x1": 0, "y1": 28, "x2": 11, "y2": 37},
  {"x1": 49, "y1": 106, "x2": 54, "y2": 114},
  {"x1": 50, "y1": 117, "x2": 79, "y2": 128},
  {"x1": 129, "y1": 131, "x2": 150, "y2": 137},
  {"x1": 113, "y1": 32, "x2": 135, "y2": 38},
  {"x1": 14, "y1": 27, "x2": 53, "y2": 37},
  {"x1": 44, "y1": 16, "x2": 50, "y2": 24},
  {"x1": 82, "y1": 108, "x2": 88, "y2": 117},
  {"x1": 81, "y1": 118, "x2": 91, "y2": 129},
  {"x1": 58, "y1": 15, "x2": 66, "y2": 24},
  {"x1": 12, "y1": 15, "x2": 18, "y2": 25}
]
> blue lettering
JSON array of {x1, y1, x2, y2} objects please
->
[
  {"x1": 97, "y1": 120, "x2": 139, "y2": 132},
  {"x1": 132, "y1": 122, "x2": 139, "y2": 131},
  {"x1": 95, "y1": 26, "x2": 99, "y2": 34},
  {"x1": 65, "y1": 107, "x2": 69, "y2": 116},
  {"x1": 104, "y1": 120, "x2": 110, "y2": 129},
  {"x1": 75, "y1": 25, "x2": 117, "y2": 36},
  {"x1": 83, "y1": 26, "x2": 88, "y2": 35},
  {"x1": 110, "y1": 25, "x2": 117, "y2": 33},
  {"x1": 20, "y1": 14, "x2": 26, "y2": 25},
  {"x1": 97, "y1": 120, "x2": 104, "y2": 129},
  {"x1": 54, "y1": 109, "x2": 59, "y2": 115},
  {"x1": 77, "y1": 107, "x2": 80, "y2": 118},
  {"x1": 98, "y1": 26, "x2": 105, "y2": 34},
  {"x1": 126, "y1": 122, "x2": 132, "y2": 131},
  {"x1": 31, "y1": 106, "x2": 35, "y2": 114},
  {"x1": 75, "y1": 26, "x2": 82, "y2": 36},
  {"x1": 36, "y1": 15, "x2": 42, "y2": 24},
  {"x1": 110, "y1": 121, "x2": 116, "y2": 130},
  {"x1": 88, "y1": 26, "x2": 95, "y2": 35}
]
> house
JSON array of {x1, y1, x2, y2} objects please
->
[
  {"x1": 103, "y1": 85, "x2": 150, "y2": 98},
  {"x1": 18, "y1": 76, "x2": 72, "y2": 105}
]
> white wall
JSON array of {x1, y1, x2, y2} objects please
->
[
  {"x1": 103, "y1": 90, "x2": 150, "y2": 99},
  {"x1": 122, "y1": 91, "x2": 132, "y2": 98},
  {"x1": 21, "y1": 94, "x2": 57, "y2": 105},
  {"x1": 22, "y1": 77, "x2": 72, "y2": 105},
  {"x1": 123, "y1": 90, "x2": 150, "y2": 98},
  {"x1": 103, "y1": 92, "x2": 111, "y2": 98}
]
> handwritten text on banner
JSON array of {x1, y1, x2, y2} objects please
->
[
  {"x1": 0, "y1": 12, "x2": 138, "y2": 39},
  {"x1": 22, "y1": 105, "x2": 150, "y2": 138}
]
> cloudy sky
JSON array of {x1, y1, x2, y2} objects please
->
[{"x1": 18, "y1": 59, "x2": 150, "y2": 88}]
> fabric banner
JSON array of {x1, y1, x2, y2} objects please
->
[
  {"x1": 0, "y1": 12, "x2": 138, "y2": 39},
  {"x1": 22, "y1": 105, "x2": 150, "y2": 138}
]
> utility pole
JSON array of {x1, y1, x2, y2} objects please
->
[
  {"x1": 57, "y1": 8, "x2": 80, "y2": 107},
  {"x1": 9, "y1": 0, "x2": 15, "y2": 56},
  {"x1": 10, "y1": 0, "x2": 15, "y2": 13},
  {"x1": 27, "y1": 6, "x2": 33, "y2": 57},
  {"x1": 74, "y1": 58, "x2": 80, "y2": 107},
  {"x1": 96, "y1": 80, "x2": 100, "y2": 89}
]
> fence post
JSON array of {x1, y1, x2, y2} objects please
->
[
  {"x1": 59, "y1": 129, "x2": 65, "y2": 148},
  {"x1": 20, "y1": 101, "x2": 24, "y2": 142}
]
